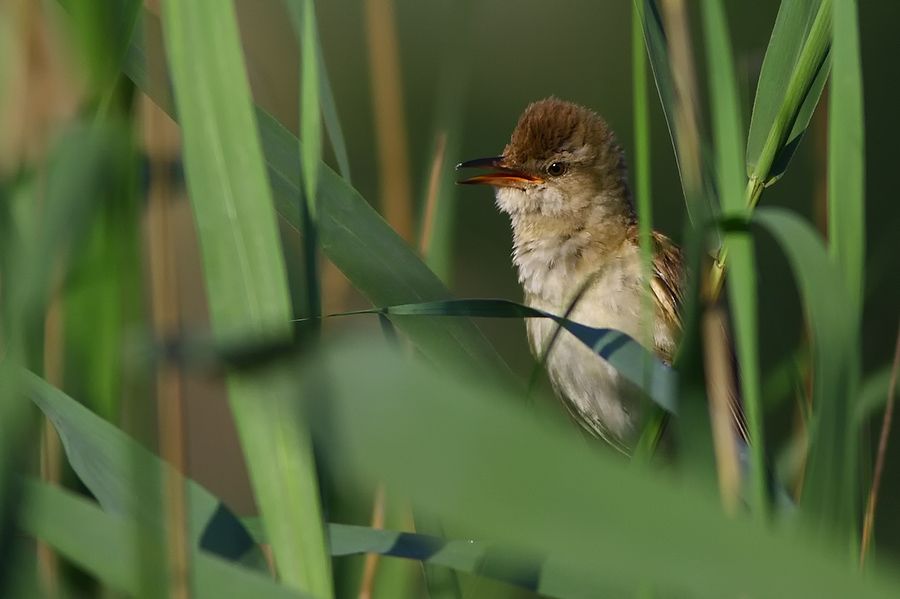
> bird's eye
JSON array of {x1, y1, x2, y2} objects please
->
[{"x1": 546, "y1": 162, "x2": 567, "y2": 176}]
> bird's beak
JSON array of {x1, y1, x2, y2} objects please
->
[{"x1": 455, "y1": 156, "x2": 542, "y2": 187}]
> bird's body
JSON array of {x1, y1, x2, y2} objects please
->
[{"x1": 459, "y1": 98, "x2": 684, "y2": 450}]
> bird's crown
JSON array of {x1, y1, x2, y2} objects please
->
[{"x1": 504, "y1": 97, "x2": 616, "y2": 165}]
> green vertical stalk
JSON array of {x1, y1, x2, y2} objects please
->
[
  {"x1": 828, "y1": 0, "x2": 865, "y2": 324},
  {"x1": 701, "y1": 0, "x2": 767, "y2": 517},
  {"x1": 285, "y1": 0, "x2": 324, "y2": 329},
  {"x1": 631, "y1": 0, "x2": 663, "y2": 461},
  {"x1": 708, "y1": 0, "x2": 832, "y2": 299},
  {"x1": 160, "y1": 1, "x2": 331, "y2": 595}
]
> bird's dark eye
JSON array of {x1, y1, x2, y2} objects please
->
[{"x1": 546, "y1": 162, "x2": 567, "y2": 176}]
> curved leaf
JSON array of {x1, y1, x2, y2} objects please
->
[
  {"x1": 347, "y1": 298, "x2": 677, "y2": 414},
  {"x1": 122, "y1": 7, "x2": 513, "y2": 388},
  {"x1": 304, "y1": 338, "x2": 899, "y2": 598},
  {"x1": 21, "y1": 481, "x2": 307, "y2": 599},
  {"x1": 25, "y1": 370, "x2": 598, "y2": 597},
  {"x1": 161, "y1": 1, "x2": 330, "y2": 593},
  {"x1": 746, "y1": 0, "x2": 831, "y2": 183},
  {"x1": 23, "y1": 371, "x2": 264, "y2": 568},
  {"x1": 753, "y1": 207, "x2": 859, "y2": 538}
]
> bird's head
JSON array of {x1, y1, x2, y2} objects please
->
[{"x1": 458, "y1": 98, "x2": 631, "y2": 220}]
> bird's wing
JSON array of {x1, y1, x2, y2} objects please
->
[
  {"x1": 649, "y1": 231, "x2": 751, "y2": 443},
  {"x1": 650, "y1": 231, "x2": 685, "y2": 362}
]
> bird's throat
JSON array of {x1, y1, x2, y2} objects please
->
[{"x1": 508, "y1": 199, "x2": 635, "y2": 306}]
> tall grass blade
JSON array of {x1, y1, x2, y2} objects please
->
[
  {"x1": 282, "y1": 0, "x2": 350, "y2": 184},
  {"x1": 860, "y1": 329, "x2": 899, "y2": 566},
  {"x1": 356, "y1": 298, "x2": 676, "y2": 414},
  {"x1": 306, "y1": 338, "x2": 900, "y2": 598},
  {"x1": 828, "y1": 0, "x2": 865, "y2": 323},
  {"x1": 753, "y1": 208, "x2": 858, "y2": 539},
  {"x1": 159, "y1": 2, "x2": 331, "y2": 594},
  {"x1": 62, "y1": 193, "x2": 142, "y2": 422},
  {"x1": 285, "y1": 0, "x2": 322, "y2": 222},
  {"x1": 701, "y1": 0, "x2": 766, "y2": 517},
  {"x1": 317, "y1": 49, "x2": 351, "y2": 182},
  {"x1": 631, "y1": 0, "x2": 664, "y2": 462},
  {"x1": 634, "y1": 0, "x2": 718, "y2": 230},
  {"x1": 27, "y1": 368, "x2": 627, "y2": 596},
  {"x1": 0, "y1": 120, "x2": 132, "y2": 593},
  {"x1": 24, "y1": 371, "x2": 264, "y2": 566},
  {"x1": 21, "y1": 481, "x2": 309, "y2": 599},
  {"x1": 58, "y1": 0, "x2": 141, "y2": 96},
  {"x1": 746, "y1": 0, "x2": 831, "y2": 184},
  {"x1": 285, "y1": 0, "x2": 325, "y2": 332},
  {"x1": 123, "y1": 8, "x2": 513, "y2": 387}
]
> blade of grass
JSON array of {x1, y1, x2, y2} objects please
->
[
  {"x1": 634, "y1": 0, "x2": 718, "y2": 230},
  {"x1": 280, "y1": 0, "x2": 351, "y2": 184},
  {"x1": 284, "y1": 0, "x2": 322, "y2": 223},
  {"x1": 26, "y1": 367, "x2": 628, "y2": 597},
  {"x1": 58, "y1": 0, "x2": 141, "y2": 97},
  {"x1": 753, "y1": 207, "x2": 858, "y2": 540},
  {"x1": 708, "y1": 0, "x2": 832, "y2": 299},
  {"x1": 24, "y1": 371, "x2": 264, "y2": 566},
  {"x1": 285, "y1": 0, "x2": 324, "y2": 335},
  {"x1": 317, "y1": 48, "x2": 351, "y2": 182},
  {"x1": 305, "y1": 337, "x2": 900, "y2": 598},
  {"x1": 0, "y1": 118, "x2": 133, "y2": 593},
  {"x1": 122, "y1": 7, "x2": 514, "y2": 387},
  {"x1": 631, "y1": 0, "x2": 664, "y2": 462},
  {"x1": 746, "y1": 0, "x2": 831, "y2": 182},
  {"x1": 701, "y1": 0, "x2": 766, "y2": 518},
  {"x1": 749, "y1": 0, "x2": 832, "y2": 189},
  {"x1": 828, "y1": 0, "x2": 865, "y2": 325},
  {"x1": 860, "y1": 326, "x2": 900, "y2": 567},
  {"x1": 319, "y1": 298, "x2": 676, "y2": 413},
  {"x1": 21, "y1": 481, "x2": 310, "y2": 599},
  {"x1": 159, "y1": 2, "x2": 330, "y2": 594}
]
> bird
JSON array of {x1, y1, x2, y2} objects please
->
[{"x1": 457, "y1": 98, "x2": 685, "y2": 453}]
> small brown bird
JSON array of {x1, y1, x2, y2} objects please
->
[{"x1": 458, "y1": 98, "x2": 684, "y2": 452}]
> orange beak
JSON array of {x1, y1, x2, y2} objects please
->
[{"x1": 456, "y1": 156, "x2": 542, "y2": 187}]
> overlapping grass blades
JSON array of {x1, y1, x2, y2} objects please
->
[
  {"x1": 700, "y1": 0, "x2": 766, "y2": 516},
  {"x1": 829, "y1": 0, "x2": 865, "y2": 326},
  {"x1": 754, "y1": 208, "x2": 858, "y2": 538},
  {"x1": 23, "y1": 368, "x2": 599, "y2": 597},
  {"x1": 159, "y1": 1, "x2": 330, "y2": 593},
  {"x1": 24, "y1": 372, "x2": 263, "y2": 566},
  {"x1": 634, "y1": 0, "x2": 718, "y2": 228},
  {"x1": 22, "y1": 481, "x2": 308, "y2": 599},
  {"x1": 124, "y1": 8, "x2": 512, "y2": 387},
  {"x1": 306, "y1": 338, "x2": 899, "y2": 598},
  {"x1": 332, "y1": 299, "x2": 676, "y2": 414},
  {"x1": 746, "y1": 0, "x2": 831, "y2": 183}
]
